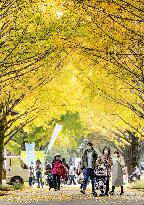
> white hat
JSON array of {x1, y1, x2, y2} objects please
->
[{"x1": 55, "y1": 153, "x2": 61, "y2": 157}]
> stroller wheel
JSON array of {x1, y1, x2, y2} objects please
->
[
  {"x1": 93, "y1": 192, "x2": 98, "y2": 197},
  {"x1": 99, "y1": 193, "x2": 105, "y2": 196}
]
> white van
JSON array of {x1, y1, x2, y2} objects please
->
[{"x1": 3, "y1": 156, "x2": 30, "y2": 185}]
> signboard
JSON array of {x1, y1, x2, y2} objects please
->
[
  {"x1": 25, "y1": 143, "x2": 35, "y2": 167},
  {"x1": 46, "y1": 123, "x2": 62, "y2": 154}
]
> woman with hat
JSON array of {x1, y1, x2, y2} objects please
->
[{"x1": 52, "y1": 153, "x2": 66, "y2": 191}]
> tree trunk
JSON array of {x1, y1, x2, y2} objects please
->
[
  {"x1": 0, "y1": 109, "x2": 6, "y2": 186},
  {"x1": 123, "y1": 132, "x2": 139, "y2": 175},
  {"x1": 0, "y1": 136, "x2": 4, "y2": 185}
]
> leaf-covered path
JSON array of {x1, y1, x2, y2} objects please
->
[
  {"x1": 0, "y1": 185, "x2": 144, "y2": 205},
  {"x1": 0, "y1": 201, "x2": 144, "y2": 205}
]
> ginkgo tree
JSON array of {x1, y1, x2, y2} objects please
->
[
  {"x1": 65, "y1": 0, "x2": 144, "y2": 171},
  {"x1": 67, "y1": 0, "x2": 144, "y2": 118},
  {"x1": 1, "y1": 0, "x2": 144, "y2": 184},
  {"x1": 0, "y1": 0, "x2": 83, "y2": 184}
]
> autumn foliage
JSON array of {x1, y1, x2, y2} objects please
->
[{"x1": 0, "y1": 0, "x2": 144, "y2": 184}]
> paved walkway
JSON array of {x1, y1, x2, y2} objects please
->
[
  {"x1": 0, "y1": 201, "x2": 144, "y2": 205},
  {"x1": 0, "y1": 200, "x2": 144, "y2": 205},
  {"x1": 0, "y1": 185, "x2": 143, "y2": 205}
]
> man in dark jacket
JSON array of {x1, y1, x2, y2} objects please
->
[{"x1": 80, "y1": 142, "x2": 98, "y2": 196}]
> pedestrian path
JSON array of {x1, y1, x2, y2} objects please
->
[
  {"x1": 0, "y1": 200, "x2": 144, "y2": 205},
  {"x1": 0, "y1": 185, "x2": 143, "y2": 205}
]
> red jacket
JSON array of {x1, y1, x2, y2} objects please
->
[{"x1": 52, "y1": 160, "x2": 66, "y2": 177}]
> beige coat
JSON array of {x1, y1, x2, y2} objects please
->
[{"x1": 112, "y1": 157, "x2": 125, "y2": 186}]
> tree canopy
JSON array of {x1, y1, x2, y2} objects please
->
[{"x1": 0, "y1": 0, "x2": 144, "y2": 182}]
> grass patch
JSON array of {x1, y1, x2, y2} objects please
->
[
  {"x1": 0, "y1": 184, "x2": 24, "y2": 192},
  {"x1": 128, "y1": 180, "x2": 144, "y2": 190},
  {"x1": 0, "y1": 185, "x2": 14, "y2": 191}
]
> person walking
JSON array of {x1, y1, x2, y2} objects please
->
[
  {"x1": 110, "y1": 151, "x2": 125, "y2": 195},
  {"x1": 80, "y1": 142, "x2": 98, "y2": 196},
  {"x1": 29, "y1": 166, "x2": 34, "y2": 187},
  {"x1": 97, "y1": 147, "x2": 112, "y2": 196},
  {"x1": 69, "y1": 164, "x2": 76, "y2": 185},
  {"x1": 45, "y1": 160, "x2": 52, "y2": 173},
  {"x1": 35, "y1": 159, "x2": 43, "y2": 188},
  {"x1": 52, "y1": 153, "x2": 66, "y2": 191},
  {"x1": 132, "y1": 165, "x2": 141, "y2": 180},
  {"x1": 44, "y1": 160, "x2": 52, "y2": 186},
  {"x1": 62, "y1": 158, "x2": 69, "y2": 185}
]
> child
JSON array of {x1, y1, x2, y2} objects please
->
[
  {"x1": 77, "y1": 171, "x2": 84, "y2": 190},
  {"x1": 29, "y1": 166, "x2": 34, "y2": 187}
]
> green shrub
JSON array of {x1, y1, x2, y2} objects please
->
[{"x1": 13, "y1": 183, "x2": 24, "y2": 190}]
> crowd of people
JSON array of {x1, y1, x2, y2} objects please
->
[{"x1": 28, "y1": 142, "x2": 142, "y2": 196}]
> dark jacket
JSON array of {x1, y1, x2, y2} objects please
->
[{"x1": 82, "y1": 149, "x2": 98, "y2": 169}]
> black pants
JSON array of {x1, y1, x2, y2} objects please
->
[
  {"x1": 105, "y1": 178, "x2": 109, "y2": 194},
  {"x1": 53, "y1": 174, "x2": 60, "y2": 189},
  {"x1": 112, "y1": 185, "x2": 124, "y2": 193}
]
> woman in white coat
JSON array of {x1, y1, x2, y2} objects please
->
[{"x1": 110, "y1": 151, "x2": 125, "y2": 195}]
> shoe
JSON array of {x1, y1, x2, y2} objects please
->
[
  {"x1": 109, "y1": 191, "x2": 114, "y2": 195},
  {"x1": 120, "y1": 192, "x2": 124, "y2": 195},
  {"x1": 99, "y1": 193, "x2": 105, "y2": 196},
  {"x1": 105, "y1": 192, "x2": 109, "y2": 196},
  {"x1": 91, "y1": 191, "x2": 95, "y2": 195},
  {"x1": 99, "y1": 190, "x2": 105, "y2": 196},
  {"x1": 37, "y1": 186, "x2": 40, "y2": 188},
  {"x1": 80, "y1": 190, "x2": 86, "y2": 194}
]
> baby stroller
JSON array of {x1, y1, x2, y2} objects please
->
[{"x1": 94, "y1": 163, "x2": 108, "y2": 194}]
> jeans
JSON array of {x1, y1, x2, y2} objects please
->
[
  {"x1": 36, "y1": 171, "x2": 43, "y2": 187},
  {"x1": 69, "y1": 175, "x2": 76, "y2": 185},
  {"x1": 83, "y1": 168, "x2": 95, "y2": 192},
  {"x1": 53, "y1": 174, "x2": 60, "y2": 190},
  {"x1": 29, "y1": 177, "x2": 33, "y2": 186}
]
